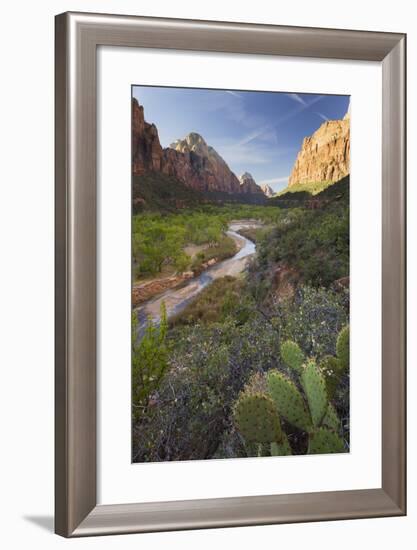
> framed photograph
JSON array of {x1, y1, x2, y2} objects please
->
[{"x1": 55, "y1": 12, "x2": 406, "y2": 537}]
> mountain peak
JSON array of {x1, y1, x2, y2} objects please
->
[
  {"x1": 289, "y1": 115, "x2": 350, "y2": 186},
  {"x1": 260, "y1": 184, "x2": 275, "y2": 198},
  {"x1": 240, "y1": 171, "x2": 254, "y2": 181},
  {"x1": 239, "y1": 173, "x2": 264, "y2": 194},
  {"x1": 132, "y1": 99, "x2": 266, "y2": 199},
  {"x1": 171, "y1": 132, "x2": 210, "y2": 158}
]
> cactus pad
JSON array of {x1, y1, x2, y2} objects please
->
[
  {"x1": 234, "y1": 393, "x2": 282, "y2": 444},
  {"x1": 270, "y1": 434, "x2": 292, "y2": 456},
  {"x1": 320, "y1": 355, "x2": 343, "y2": 399},
  {"x1": 322, "y1": 402, "x2": 340, "y2": 431},
  {"x1": 308, "y1": 427, "x2": 345, "y2": 454},
  {"x1": 267, "y1": 371, "x2": 312, "y2": 432},
  {"x1": 336, "y1": 325, "x2": 350, "y2": 371},
  {"x1": 301, "y1": 361, "x2": 329, "y2": 427},
  {"x1": 280, "y1": 340, "x2": 305, "y2": 373}
]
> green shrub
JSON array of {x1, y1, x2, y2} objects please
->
[
  {"x1": 132, "y1": 303, "x2": 169, "y2": 421},
  {"x1": 132, "y1": 316, "x2": 281, "y2": 462},
  {"x1": 277, "y1": 286, "x2": 348, "y2": 359}
]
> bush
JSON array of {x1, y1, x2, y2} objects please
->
[
  {"x1": 132, "y1": 316, "x2": 281, "y2": 462},
  {"x1": 247, "y1": 200, "x2": 349, "y2": 293},
  {"x1": 274, "y1": 285, "x2": 349, "y2": 360},
  {"x1": 169, "y1": 276, "x2": 251, "y2": 327},
  {"x1": 131, "y1": 304, "x2": 169, "y2": 420}
]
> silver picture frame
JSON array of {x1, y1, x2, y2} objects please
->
[{"x1": 55, "y1": 11, "x2": 406, "y2": 537}]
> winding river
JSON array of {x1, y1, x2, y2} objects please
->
[{"x1": 135, "y1": 221, "x2": 259, "y2": 336}]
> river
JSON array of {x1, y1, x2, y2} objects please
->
[{"x1": 135, "y1": 221, "x2": 259, "y2": 336}]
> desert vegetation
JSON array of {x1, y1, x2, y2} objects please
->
[{"x1": 132, "y1": 180, "x2": 349, "y2": 461}]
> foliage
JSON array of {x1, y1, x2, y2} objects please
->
[
  {"x1": 336, "y1": 325, "x2": 350, "y2": 370},
  {"x1": 276, "y1": 180, "x2": 334, "y2": 196},
  {"x1": 131, "y1": 303, "x2": 169, "y2": 420},
  {"x1": 131, "y1": 177, "x2": 350, "y2": 461},
  {"x1": 276, "y1": 286, "x2": 349, "y2": 359},
  {"x1": 190, "y1": 235, "x2": 237, "y2": 272},
  {"x1": 169, "y1": 276, "x2": 251, "y2": 327},
  {"x1": 132, "y1": 173, "x2": 204, "y2": 213},
  {"x1": 280, "y1": 340, "x2": 305, "y2": 374},
  {"x1": 132, "y1": 316, "x2": 282, "y2": 462},
  {"x1": 232, "y1": 325, "x2": 349, "y2": 456},
  {"x1": 249, "y1": 190, "x2": 349, "y2": 289}
]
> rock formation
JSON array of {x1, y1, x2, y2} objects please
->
[
  {"x1": 260, "y1": 184, "x2": 275, "y2": 198},
  {"x1": 170, "y1": 133, "x2": 242, "y2": 193},
  {"x1": 132, "y1": 98, "x2": 262, "y2": 196},
  {"x1": 288, "y1": 110, "x2": 350, "y2": 187},
  {"x1": 238, "y1": 172, "x2": 264, "y2": 195}
]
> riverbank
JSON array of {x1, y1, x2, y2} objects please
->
[
  {"x1": 134, "y1": 222, "x2": 259, "y2": 337},
  {"x1": 132, "y1": 230, "x2": 245, "y2": 307}
]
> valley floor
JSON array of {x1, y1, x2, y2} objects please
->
[{"x1": 132, "y1": 186, "x2": 350, "y2": 462}]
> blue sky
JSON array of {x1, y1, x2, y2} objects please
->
[{"x1": 132, "y1": 86, "x2": 349, "y2": 192}]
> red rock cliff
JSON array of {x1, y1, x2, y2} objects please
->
[
  {"x1": 132, "y1": 98, "x2": 265, "y2": 195},
  {"x1": 288, "y1": 111, "x2": 350, "y2": 186}
]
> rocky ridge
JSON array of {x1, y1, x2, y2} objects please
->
[
  {"x1": 260, "y1": 184, "x2": 275, "y2": 198},
  {"x1": 288, "y1": 109, "x2": 350, "y2": 186},
  {"x1": 238, "y1": 172, "x2": 264, "y2": 195},
  {"x1": 132, "y1": 98, "x2": 266, "y2": 196}
]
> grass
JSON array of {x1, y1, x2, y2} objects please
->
[
  {"x1": 191, "y1": 235, "x2": 238, "y2": 272},
  {"x1": 169, "y1": 276, "x2": 246, "y2": 327},
  {"x1": 276, "y1": 180, "x2": 334, "y2": 196},
  {"x1": 237, "y1": 226, "x2": 271, "y2": 244}
]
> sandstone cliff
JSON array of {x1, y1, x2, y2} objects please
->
[
  {"x1": 170, "y1": 133, "x2": 242, "y2": 193},
  {"x1": 132, "y1": 98, "x2": 263, "y2": 195},
  {"x1": 260, "y1": 184, "x2": 275, "y2": 198},
  {"x1": 238, "y1": 172, "x2": 264, "y2": 195},
  {"x1": 288, "y1": 112, "x2": 350, "y2": 187}
]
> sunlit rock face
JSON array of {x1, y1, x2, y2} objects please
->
[
  {"x1": 132, "y1": 99, "x2": 263, "y2": 195},
  {"x1": 260, "y1": 184, "x2": 275, "y2": 198},
  {"x1": 288, "y1": 109, "x2": 350, "y2": 187},
  {"x1": 238, "y1": 172, "x2": 264, "y2": 195},
  {"x1": 170, "y1": 133, "x2": 242, "y2": 193}
]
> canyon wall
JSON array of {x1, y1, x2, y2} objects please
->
[
  {"x1": 132, "y1": 98, "x2": 265, "y2": 196},
  {"x1": 288, "y1": 111, "x2": 350, "y2": 186}
]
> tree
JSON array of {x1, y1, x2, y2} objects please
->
[{"x1": 132, "y1": 302, "x2": 169, "y2": 420}]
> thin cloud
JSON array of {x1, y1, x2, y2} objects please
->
[
  {"x1": 259, "y1": 176, "x2": 289, "y2": 185},
  {"x1": 237, "y1": 95, "x2": 323, "y2": 147},
  {"x1": 286, "y1": 93, "x2": 307, "y2": 106},
  {"x1": 224, "y1": 90, "x2": 242, "y2": 99},
  {"x1": 236, "y1": 125, "x2": 278, "y2": 147},
  {"x1": 315, "y1": 111, "x2": 329, "y2": 121}
]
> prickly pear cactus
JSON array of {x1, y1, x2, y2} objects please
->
[
  {"x1": 233, "y1": 393, "x2": 282, "y2": 444},
  {"x1": 270, "y1": 434, "x2": 292, "y2": 456},
  {"x1": 267, "y1": 371, "x2": 312, "y2": 432},
  {"x1": 308, "y1": 427, "x2": 345, "y2": 454},
  {"x1": 280, "y1": 340, "x2": 305, "y2": 373},
  {"x1": 322, "y1": 402, "x2": 340, "y2": 431},
  {"x1": 336, "y1": 325, "x2": 349, "y2": 371},
  {"x1": 320, "y1": 355, "x2": 343, "y2": 399},
  {"x1": 301, "y1": 361, "x2": 328, "y2": 427}
]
